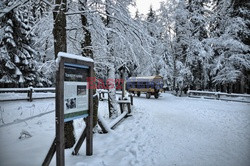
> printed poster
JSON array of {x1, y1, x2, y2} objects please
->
[{"x1": 63, "y1": 63, "x2": 89, "y2": 122}]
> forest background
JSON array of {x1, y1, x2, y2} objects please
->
[{"x1": 0, "y1": 0, "x2": 249, "y2": 94}]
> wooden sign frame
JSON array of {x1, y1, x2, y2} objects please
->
[{"x1": 43, "y1": 54, "x2": 94, "y2": 166}]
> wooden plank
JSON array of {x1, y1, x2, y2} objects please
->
[
  {"x1": 109, "y1": 112, "x2": 128, "y2": 129},
  {"x1": 0, "y1": 88, "x2": 30, "y2": 92},
  {"x1": 72, "y1": 127, "x2": 87, "y2": 155},
  {"x1": 117, "y1": 100, "x2": 131, "y2": 104},
  {"x1": 97, "y1": 119, "x2": 108, "y2": 134}
]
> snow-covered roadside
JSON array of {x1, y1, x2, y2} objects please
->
[
  {"x1": 0, "y1": 99, "x2": 55, "y2": 125},
  {"x1": 0, "y1": 93, "x2": 250, "y2": 166}
]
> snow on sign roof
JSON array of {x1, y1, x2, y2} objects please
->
[
  {"x1": 58, "y1": 52, "x2": 94, "y2": 62},
  {"x1": 127, "y1": 76, "x2": 163, "y2": 82},
  {"x1": 56, "y1": 52, "x2": 94, "y2": 70}
]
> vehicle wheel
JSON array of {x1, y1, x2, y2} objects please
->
[
  {"x1": 146, "y1": 92, "x2": 151, "y2": 99},
  {"x1": 137, "y1": 92, "x2": 141, "y2": 97},
  {"x1": 154, "y1": 93, "x2": 159, "y2": 99}
]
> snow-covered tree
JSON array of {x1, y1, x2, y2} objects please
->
[
  {"x1": 145, "y1": 6, "x2": 166, "y2": 76},
  {"x1": 0, "y1": 0, "x2": 49, "y2": 88},
  {"x1": 168, "y1": 0, "x2": 194, "y2": 90},
  {"x1": 207, "y1": 0, "x2": 250, "y2": 93},
  {"x1": 157, "y1": 0, "x2": 250, "y2": 93}
]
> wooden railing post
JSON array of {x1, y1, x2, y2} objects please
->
[
  {"x1": 98, "y1": 92, "x2": 101, "y2": 99},
  {"x1": 129, "y1": 94, "x2": 133, "y2": 105},
  {"x1": 216, "y1": 93, "x2": 220, "y2": 100},
  {"x1": 27, "y1": 87, "x2": 33, "y2": 102}
]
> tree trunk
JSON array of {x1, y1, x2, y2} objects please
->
[
  {"x1": 106, "y1": 0, "x2": 118, "y2": 119},
  {"x1": 53, "y1": 0, "x2": 67, "y2": 59},
  {"x1": 240, "y1": 76, "x2": 245, "y2": 93},
  {"x1": 64, "y1": 121, "x2": 76, "y2": 148},
  {"x1": 173, "y1": 54, "x2": 177, "y2": 90},
  {"x1": 108, "y1": 63, "x2": 118, "y2": 118},
  {"x1": 53, "y1": 0, "x2": 76, "y2": 149},
  {"x1": 79, "y1": 0, "x2": 92, "y2": 58},
  {"x1": 79, "y1": 0, "x2": 99, "y2": 127}
]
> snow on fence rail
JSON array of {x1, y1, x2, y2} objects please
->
[
  {"x1": 0, "y1": 87, "x2": 55, "y2": 102},
  {"x1": 187, "y1": 90, "x2": 250, "y2": 103},
  {"x1": 0, "y1": 88, "x2": 133, "y2": 103}
]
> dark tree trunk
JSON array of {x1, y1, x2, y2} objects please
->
[
  {"x1": 53, "y1": 0, "x2": 67, "y2": 59},
  {"x1": 64, "y1": 121, "x2": 76, "y2": 148},
  {"x1": 53, "y1": 0, "x2": 76, "y2": 149},
  {"x1": 79, "y1": 0, "x2": 93, "y2": 58}
]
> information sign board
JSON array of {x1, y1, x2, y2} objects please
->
[{"x1": 64, "y1": 63, "x2": 89, "y2": 122}]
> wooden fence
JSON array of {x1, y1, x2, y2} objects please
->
[
  {"x1": 187, "y1": 90, "x2": 250, "y2": 103},
  {"x1": 0, "y1": 87, "x2": 55, "y2": 102},
  {"x1": 97, "y1": 89, "x2": 133, "y2": 105},
  {"x1": 0, "y1": 88, "x2": 133, "y2": 104}
]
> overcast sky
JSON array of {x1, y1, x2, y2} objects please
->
[{"x1": 130, "y1": 0, "x2": 164, "y2": 15}]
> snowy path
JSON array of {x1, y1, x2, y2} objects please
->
[
  {"x1": 125, "y1": 94, "x2": 250, "y2": 166},
  {"x1": 0, "y1": 93, "x2": 249, "y2": 166}
]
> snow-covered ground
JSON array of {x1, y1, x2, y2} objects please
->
[{"x1": 0, "y1": 93, "x2": 249, "y2": 166}]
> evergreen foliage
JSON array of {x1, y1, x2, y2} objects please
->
[
  {"x1": 0, "y1": 0, "x2": 249, "y2": 93},
  {"x1": 0, "y1": 0, "x2": 51, "y2": 87}
]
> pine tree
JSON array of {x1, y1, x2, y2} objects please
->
[
  {"x1": 186, "y1": 0, "x2": 210, "y2": 90},
  {"x1": 208, "y1": 0, "x2": 250, "y2": 93},
  {"x1": 172, "y1": 0, "x2": 193, "y2": 90},
  {"x1": 0, "y1": 1, "x2": 43, "y2": 88}
]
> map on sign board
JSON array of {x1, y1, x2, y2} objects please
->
[{"x1": 64, "y1": 63, "x2": 89, "y2": 122}]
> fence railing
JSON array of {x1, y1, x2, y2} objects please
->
[
  {"x1": 0, "y1": 87, "x2": 55, "y2": 102},
  {"x1": 97, "y1": 89, "x2": 133, "y2": 105},
  {"x1": 187, "y1": 90, "x2": 250, "y2": 103},
  {"x1": 0, "y1": 88, "x2": 133, "y2": 103}
]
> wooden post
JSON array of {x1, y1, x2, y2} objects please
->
[
  {"x1": 119, "y1": 103, "x2": 123, "y2": 113},
  {"x1": 108, "y1": 92, "x2": 111, "y2": 118},
  {"x1": 216, "y1": 93, "x2": 220, "y2": 100},
  {"x1": 56, "y1": 57, "x2": 65, "y2": 166},
  {"x1": 122, "y1": 66, "x2": 125, "y2": 99},
  {"x1": 86, "y1": 64, "x2": 94, "y2": 156},
  {"x1": 98, "y1": 92, "x2": 101, "y2": 100},
  {"x1": 42, "y1": 138, "x2": 56, "y2": 166},
  {"x1": 27, "y1": 87, "x2": 33, "y2": 102},
  {"x1": 127, "y1": 103, "x2": 131, "y2": 114}
]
